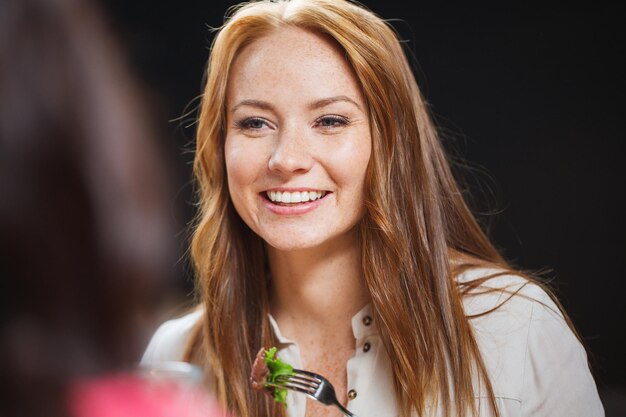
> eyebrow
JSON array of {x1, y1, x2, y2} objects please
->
[
  {"x1": 307, "y1": 95, "x2": 362, "y2": 111},
  {"x1": 230, "y1": 95, "x2": 362, "y2": 113},
  {"x1": 230, "y1": 99, "x2": 275, "y2": 113}
]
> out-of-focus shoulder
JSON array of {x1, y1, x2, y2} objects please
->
[{"x1": 140, "y1": 306, "x2": 204, "y2": 365}]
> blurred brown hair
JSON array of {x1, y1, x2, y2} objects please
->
[{"x1": 0, "y1": 0, "x2": 176, "y2": 416}]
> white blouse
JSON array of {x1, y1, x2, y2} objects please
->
[{"x1": 140, "y1": 269, "x2": 604, "y2": 417}]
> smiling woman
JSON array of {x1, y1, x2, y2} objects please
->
[{"x1": 140, "y1": 1, "x2": 604, "y2": 417}]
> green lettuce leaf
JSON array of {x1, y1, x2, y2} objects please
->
[{"x1": 263, "y1": 346, "x2": 294, "y2": 405}]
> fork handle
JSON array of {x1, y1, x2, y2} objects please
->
[{"x1": 333, "y1": 401, "x2": 358, "y2": 417}]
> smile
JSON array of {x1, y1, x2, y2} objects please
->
[{"x1": 265, "y1": 190, "x2": 328, "y2": 204}]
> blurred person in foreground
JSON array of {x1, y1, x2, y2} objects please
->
[
  {"x1": 0, "y1": 0, "x2": 229, "y2": 416},
  {"x1": 140, "y1": 1, "x2": 604, "y2": 416}
]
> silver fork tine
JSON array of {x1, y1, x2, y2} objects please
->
[
  {"x1": 276, "y1": 378, "x2": 319, "y2": 392},
  {"x1": 277, "y1": 370, "x2": 317, "y2": 379},
  {"x1": 275, "y1": 374, "x2": 318, "y2": 387},
  {"x1": 276, "y1": 370, "x2": 321, "y2": 393},
  {"x1": 271, "y1": 369, "x2": 358, "y2": 417},
  {"x1": 275, "y1": 377, "x2": 317, "y2": 392},
  {"x1": 292, "y1": 368, "x2": 322, "y2": 379},
  {"x1": 265, "y1": 381, "x2": 315, "y2": 396}
]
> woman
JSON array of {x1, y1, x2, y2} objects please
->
[{"x1": 141, "y1": 1, "x2": 604, "y2": 416}]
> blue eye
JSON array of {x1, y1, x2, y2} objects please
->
[
  {"x1": 236, "y1": 117, "x2": 268, "y2": 130},
  {"x1": 316, "y1": 115, "x2": 349, "y2": 128}
]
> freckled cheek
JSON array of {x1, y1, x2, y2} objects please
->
[
  {"x1": 224, "y1": 139, "x2": 267, "y2": 203},
  {"x1": 323, "y1": 136, "x2": 371, "y2": 197}
]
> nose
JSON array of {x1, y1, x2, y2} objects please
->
[{"x1": 267, "y1": 127, "x2": 314, "y2": 174}]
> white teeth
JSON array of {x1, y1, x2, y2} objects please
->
[{"x1": 266, "y1": 190, "x2": 327, "y2": 203}]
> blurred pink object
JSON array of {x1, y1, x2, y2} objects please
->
[{"x1": 69, "y1": 373, "x2": 231, "y2": 417}]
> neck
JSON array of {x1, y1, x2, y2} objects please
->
[{"x1": 267, "y1": 231, "x2": 369, "y2": 336}]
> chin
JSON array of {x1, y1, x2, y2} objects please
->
[
  {"x1": 262, "y1": 234, "x2": 328, "y2": 252},
  {"x1": 259, "y1": 225, "x2": 359, "y2": 253}
]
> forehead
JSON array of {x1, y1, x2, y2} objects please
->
[{"x1": 227, "y1": 26, "x2": 363, "y2": 106}]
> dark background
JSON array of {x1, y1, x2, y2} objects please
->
[{"x1": 101, "y1": 1, "x2": 625, "y2": 414}]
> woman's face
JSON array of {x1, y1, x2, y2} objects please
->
[{"x1": 225, "y1": 27, "x2": 371, "y2": 251}]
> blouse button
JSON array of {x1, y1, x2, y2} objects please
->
[
  {"x1": 363, "y1": 342, "x2": 371, "y2": 352},
  {"x1": 348, "y1": 389, "x2": 357, "y2": 400},
  {"x1": 362, "y1": 315, "x2": 372, "y2": 326}
]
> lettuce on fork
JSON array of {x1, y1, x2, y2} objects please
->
[{"x1": 250, "y1": 346, "x2": 294, "y2": 405}]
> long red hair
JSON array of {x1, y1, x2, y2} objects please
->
[{"x1": 185, "y1": 1, "x2": 569, "y2": 416}]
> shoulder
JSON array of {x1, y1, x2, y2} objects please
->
[
  {"x1": 457, "y1": 267, "x2": 578, "y2": 366},
  {"x1": 458, "y1": 268, "x2": 604, "y2": 416},
  {"x1": 140, "y1": 306, "x2": 203, "y2": 365},
  {"x1": 457, "y1": 267, "x2": 559, "y2": 387},
  {"x1": 458, "y1": 267, "x2": 559, "y2": 319},
  {"x1": 457, "y1": 267, "x2": 567, "y2": 380}
]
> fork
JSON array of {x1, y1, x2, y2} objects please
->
[{"x1": 267, "y1": 368, "x2": 359, "y2": 417}]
